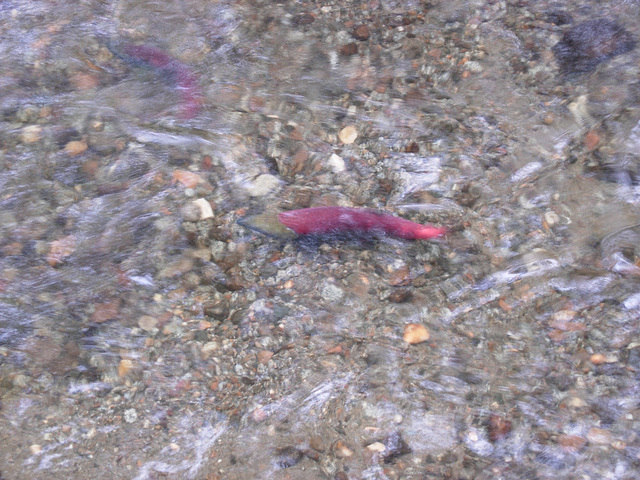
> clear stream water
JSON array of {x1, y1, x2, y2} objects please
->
[{"x1": 1, "y1": 1, "x2": 640, "y2": 479}]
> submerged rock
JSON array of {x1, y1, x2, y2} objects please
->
[{"x1": 553, "y1": 19, "x2": 636, "y2": 75}]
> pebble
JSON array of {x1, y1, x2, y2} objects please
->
[
  {"x1": 327, "y1": 153, "x2": 346, "y2": 173},
  {"x1": 366, "y1": 442, "x2": 386, "y2": 453},
  {"x1": 333, "y1": 440, "x2": 353, "y2": 458},
  {"x1": 29, "y1": 444, "x2": 42, "y2": 455},
  {"x1": 257, "y1": 350, "x2": 274, "y2": 365},
  {"x1": 124, "y1": 408, "x2": 137, "y2": 423},
  {"x1": 340, "y1": 43, "x2": 358, "y2": 56},
  {"x1": 352, "y1": 25, "x2": 370, "y2": 41},
  {"x1": 564, "y1": 397, "x2": 587, "y2": 408},
  {"x1": 65, "y1": 140, "x2": 88, "y2": 156},
  {"x1": 173, "y1": 170, "x2": 204, "y2": 188},
  {"x1": 590, "y1": 353, "x2": 617, "y2": 364},
  {"x1": 584, "y1": 130, "x2": 600, "y2": 151},
  {"x1": 192, "y1": 198, "x2": 214, "y2": 220},
  {"x1": 292, "y1": 12, "x2": 315, "y2": 26},
  {"x1": 554, "y1": 311, "x2": 577, "y2": 323},
  {"x1": 90, "y1": 299, "x2": 121, "y2": 323},
  {"x1": 245, "y1": 174, "x2": 279, "y2": 197},
  {"x1": 118, "y1": 358, "x2": 134, "y2": 378},
  {"x1": 201, "y1": 341, "x2": 220, "y2": 358},
  {"x1": 274, "y1": 446, "x2": 303, "y2": 468},
  {"x1": 403, "y1": 323, "x2": 430, "y2": 344},
  {"x1": 20, "y1": 125, "x2": 42, "y2": 143},
  {"x1": 611, "y1": 440, "x2": 626, "y2": 451},
  {"x1": 138, "y1": 315, "x2": 158, "y2": 332},
  {"x1": 338, "y1": 125, "x2": 358, "y2": 144},
  {"x1": 544, "y1": 211, "x2": 561, "y2": 227},
  {"x1": 321, "y1": 283, "x2": 345, "y2": 303},
  {"x1": 487, "y1": 414, "x2": 512, "y2": 442}
]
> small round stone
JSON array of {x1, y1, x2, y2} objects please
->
[
  {"x1": 21, "y1": 125, "x2": 42, "y2": 143},
  {"x1": 138, "y1": 315, "x2": 158, "y2": 332},
  {"x1": 338, "y1": 125, "x2": 358, "y2": 144},
  {"x1": 403, "y1": 323, "x2": 430, "y2": 344}
]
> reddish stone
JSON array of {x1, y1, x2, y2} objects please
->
[
  {"x1": 352, "y1": 24, "x2": 370, "y2": 41},
  {"x1": 90, "y1": 299, "x2": 121, "y2": 323},
  {"x1": 488, "y1": 414, "x2": 512, "y2": 442},
  {"x1": 340, "y1": 43, "x2": 358, "y2": 56}
]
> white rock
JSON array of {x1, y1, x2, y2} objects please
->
[
  {"x1": 544, "y1": 210, "x2": 560, "y2": 226},
  {"x1": 193, "y1": 198, "x2": 214, "y2": 220},
  {"x1": 246, "y1": 174, "x2": 280, "y2": 197},
  {"x1": 366, "y1": 442, "x2": 386, "y2": 453},
  {"x1": 124, "y1": 408, "x2": 138, "y2": 423},
  {"x1": 327, "y1": 153, "x2": 346, "y2": 173}
]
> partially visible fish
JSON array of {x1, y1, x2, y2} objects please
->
[
  {"x1": 239, "y1": 207, "x2": 447, "y2": 240},
  {"x1": 121, "y1": 44, "x2": 203, "y2": 119}
]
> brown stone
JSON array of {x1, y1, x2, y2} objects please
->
[
  {"x1": 81, "y1": 159, "x2": 100, "y2": 177},
  {"x1": 257, "y1": 350, "x2": 274, "y2": 364},
  {"x1": 291, "y1": 147, "x2": 309, "y2": 174},
  {"x1": 118, "y1": 358, "x2": 134, "y2": 378},
  {"x1": 47, "y1": 235, "x2": 76, "y2": 266},
  {"x1": 352, "y1": 24, "x2": 370, "y2": 41},
  {"x1": 173, "y1": 170, "x2": 204, "y2": 188},
  {"x1": 340, "y1": 43, "x2": 358, "y2": 56},
  {"x1": 487, "y1": 414, "x2": 512, "y2": 442},
  {"x1": 90, "y1": 299, "x2": 121, "y2": 323},
  {"x1": 584, "y1": 130, "x2": 600, "y2": 151}
]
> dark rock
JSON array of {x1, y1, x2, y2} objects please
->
[
  {"x1": 292, "y1": 13, "x2": 315, "y2": 26},
  {"x1": 274, "y1": 446, "x2": 303, "y2": 468},
  {"x1": 387, "y1": 288, "x2": 412, "y2": 303},
  {"x1": 553, "y1": 19, "x2": 636, "y2": 75},
  {"x1": 546, "y1": 11, "x2": 573, "y2": 26},
  {"x1": 487, "y1": 414, "x2": 513, "y2": 442},
  {"x1": 339, "y1": 43, "x2": 358, "y2": 56},
  {"x1": 381, "y1": 431, "x2": 411, "y2": 463}
]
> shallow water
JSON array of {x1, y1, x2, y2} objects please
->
[{"x1": 2, "y1": 0, "x2": 640, "y2": 479}]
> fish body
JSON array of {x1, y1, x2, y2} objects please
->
[
  {"x1": 240, "y1": 207, "x2": 446, "y2": 240},
  {"x1": 278, "y1": 207, "x2": 446, "y2": 239}
]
